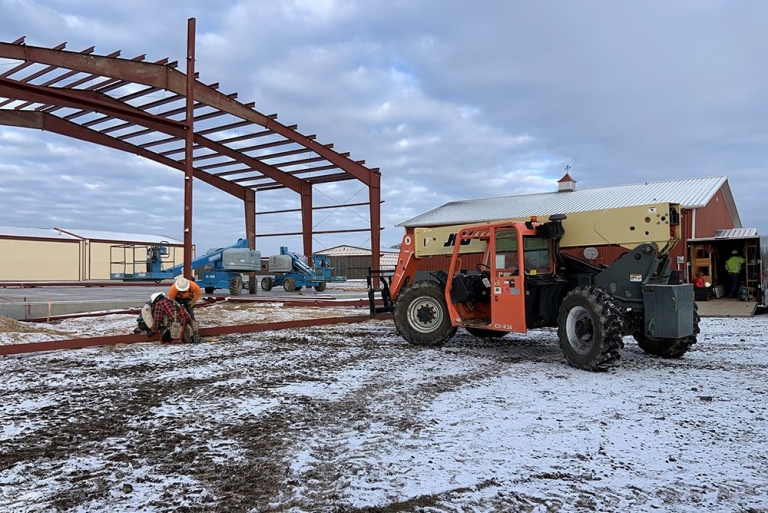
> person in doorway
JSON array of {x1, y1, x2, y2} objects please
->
[
  {"x1": 693, "y1": 272, "x2": 706, "y2": 289},
  {"x1": 135, "y1": 292, "x2": 199, "y2": 344},
  {"x1": 169, "y1": 276, "x2": 202, "y2": 320},
  {"x1": 726, "y1": 249, "x2": 746, "y2": 299}
]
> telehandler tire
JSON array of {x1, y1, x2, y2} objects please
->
[
  {"x1": 557, "y1": 286, "x2": 624, "y2": 371},
  {"x1": 633, "y1": 303, "x2": 699, "y2": 358},
  {"x1": 466, "y1": 327, "x2": 506, "y2": 339},
  {"x1": 249, "y1": 278, "x2": 257, "y2": 295},
  {"x1": 261, "y1": 277, "x2": 273, "y2": 291},
  {"x1": 204, "y1": 287, "x2": 215, "y2": 294},
  {"x1": 394, "y1": 281, "x2": 457, "y2": 346},
  {"x1": 315, "y1": 282, "x2": 327, "y2": 292},
  {"x1": 284, "y1": 277, "x2": 296, "y2": 292},
  {"x1": 229, "y1": 275, "x2": 243, "y2": 296}
]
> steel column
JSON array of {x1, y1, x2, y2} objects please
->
[
  {"x1": 370, "y1": 172, "x2": 382, "y2": 286},
  {"x1": 301, "y1": 181, "x2": 313, "y2": 257},
  {"x1": 183, "y1": 18, "x2": 196, "y2": 279}
]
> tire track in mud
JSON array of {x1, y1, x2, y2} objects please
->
[
  {"x1": 3, "y1": 316, "x2": 767, "y2": 511},
  {"x1": 263, "y1": 329, "x2": 548, "y2": 510}
]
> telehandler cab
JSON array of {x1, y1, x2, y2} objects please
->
[{"x1": 368, "y1": 203, "x2": 698, "y2": 371}]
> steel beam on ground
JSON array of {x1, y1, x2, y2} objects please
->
[{"x1": 0, "y1": 314, "x2": 391, "y2": 355}]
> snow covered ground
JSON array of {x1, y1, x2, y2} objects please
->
[{"x1": 1, "y1": 303, "x2": 767, "y2": 512}]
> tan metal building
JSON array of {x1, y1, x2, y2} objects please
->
[
  {"x1": 0, "y1": 226, "x2": 184, "y2": 281},
  {"x1": 319, "y1": 245, "x2": 398, "y2": 280},
  {"x1": 400, "y1": 175, "x2": 744, "y2": 283}
]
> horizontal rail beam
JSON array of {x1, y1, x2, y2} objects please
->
[{"x1": 0, "y1": 314, "x2": 391, "y2": 355}]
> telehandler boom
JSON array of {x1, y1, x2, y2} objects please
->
[{"x1": 368, "y1": 203, "x2": 697, "y2": 371}]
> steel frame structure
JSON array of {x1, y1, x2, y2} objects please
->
[{"x1": 0, "y1": 19, "x2": 382, "y2": 277}]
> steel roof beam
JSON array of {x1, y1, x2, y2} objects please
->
[
  {"x1": 0, "y1": 43, "x2": 378, "y2": 185},
  {"x1": 0, "y1": 110, "x2": 246, "y2": 199}
]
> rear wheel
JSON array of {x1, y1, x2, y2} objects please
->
[
  {"x1": 229, "y1": 275, "x2": 243, "y2": 296},
  {"x1": 261, "y1": 277, "x2": 273, "y2": 291},
  {"x1": 315, "y1": 282, "x2": 327, "y2": 292},
  {"x1": 284, "y1": 277, "x2": 296, "y2": 292},
  {"x1": 633, "y1": 304, "x2": 699, "y2": 358},
  {"x1": 249, "y1": 277, "x2": 257, "y2": 295},
  {"x1": 394, "y1": 281, "x2": 456, "y2": 346},
  {"x1": 204, "y1": 287, "x2": 215, "y2": 294},
  {"x1": 557, "y1": 286, "x2": 624, "y2": 371},
  {"x1": 466, "y1": 327, "x2": 506, "y2": 338}
]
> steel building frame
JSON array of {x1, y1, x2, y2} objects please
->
[{"x1": 0, "y1": 19, "x2": 382, "y2": 277}]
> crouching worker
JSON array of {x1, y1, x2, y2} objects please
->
[
  {"x1": 169, "y1": 276, "x2": 201, "y2": 320},
  {"x1": 134, "y1": 292, "x2": 201, "y2": 344}
]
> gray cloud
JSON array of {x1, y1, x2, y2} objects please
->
[{"x1": 1, "y1": 0, "x2": 766, "y2": 256}]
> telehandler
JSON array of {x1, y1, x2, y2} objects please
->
[{"x1": 368, "y1": 203, "x2": 697, "y2": 371}]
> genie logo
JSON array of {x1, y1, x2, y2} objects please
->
[{"x1": 443, "y1": 233, "x2": 472, "y2": 248}]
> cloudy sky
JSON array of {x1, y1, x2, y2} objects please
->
[{"x1": 1, "y1": 0, "x2": 766, "y2": 256}]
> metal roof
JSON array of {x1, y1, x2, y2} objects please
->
[
  {"x1": 0, "y1": 225, "x2": 182, "y2": 244},
  {"x1": 320, "y1": 245, "x2": 397, "y2": 256},
  {"x1": 688, "y1": 228, "x2": 760, "y2": 242},
  {"x1": 54, "y1": 228, "x2": 183, "y2": 244},
  {"x1": 400, "y1": 176, "x2": 733, "y2": 228},
  {"x1": 0, "y1": 226, "x2": 79, "y2": 240},
  {"x1": 713, "y1": 228, "x2": 757, "y2": 238}
]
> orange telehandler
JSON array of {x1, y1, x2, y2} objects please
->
[{"x1": 368, "y1": 203, "x2": 697, "y2": 371}]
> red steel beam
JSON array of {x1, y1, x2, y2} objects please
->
[
  {"x1": 0, "y1": 314, "x2": 390, "y2": 355},
  {"x1": 183, "y1": 18, "x2": 196, "y2": 280},
  {"x1": 0, "y1": 110, "x2": 247, "y2": 200},
  {"x1": 0, "y1": 41, "x2": 379, "y2": 187}
]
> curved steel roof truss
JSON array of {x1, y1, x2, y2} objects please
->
[{"x1": 0, "y1": 33, "x2": 382, "y2": 263}]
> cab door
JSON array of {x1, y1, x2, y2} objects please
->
[{"x1": 489, "y1": 227, "x2": 527, "y2": 333}]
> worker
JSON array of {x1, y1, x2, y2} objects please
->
[
  {"x1": 169, "y1": 276, "x2": 201, "y2": 320},
  {"x1": 726, "y1": 249, "x2": 746, "y2": 299},
  {"x1": 693, "y1": 272, "x2": 706, "y2": 289},
  {"x1": 135, "y1": 292, "x2": 199, "y2": 344}
]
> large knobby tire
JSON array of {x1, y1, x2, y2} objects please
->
[
  {"x1": 633, "y1": 303, "x2": 699, "y2": 358},
  {"x1": 261, "y1": 277, "x2": 273, "y2": 291},
  {"x1": 229, "y1": 275, "x2": 243, "y2": 296},
  {"x1": 466, "y1": 327, "x2": 506, "y2": 339},
  {"x1": 284, "y1": 277, "x2": 296, "y2": 292},
  {"x1": 394, "y1": 281, "x2": 457, "y2": 346},
  {"x1": 557, "y1": 286, "x2": 624, "y2": 371},
  {"x1": 315, "y1": 282, "x2": 327, "y2": 292},
  {"x1": 249, "y1": 277, "x2": 257, "y2": 295}
]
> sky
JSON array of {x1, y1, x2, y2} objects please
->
[{"x1": 1, "y1": 0, "x2": 767, "y2": 257}]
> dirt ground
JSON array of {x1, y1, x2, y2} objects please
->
[{"x1": 1, "y1": 304, "x2": 767, "y2": 512}]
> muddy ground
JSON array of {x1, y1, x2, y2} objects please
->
[{"x1": 1, "y1": 304, "x2": 767, "y2": 512}]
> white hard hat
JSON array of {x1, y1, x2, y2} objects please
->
[
  {"x1": 175, "y1": 277, "x2": 190, "y2": 292},
  {"x1": 150, "y1": 292, "x2": 165, "y2": 303}
]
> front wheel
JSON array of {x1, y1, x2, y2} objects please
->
[
  {"x1": 249, "y1": 277, "x2": 257, "y2": 295},
  {"x1": 261, "y1": 277, "x2": 273, "y2": 291},
  {"x1": 633, "y1": 304, "x2": 699, "y2": 358},
  {"x1": 229, "y1": 275, "x2": 243, "y2": 296},
  {"x1": 284, "y1": 277, "x2": 296, "y2": 292},
  {"x1": 315, "y1": 282, "x2": 327, "y2": 292},
  {"x1": 204, "y1": 287, "x2": 215, "y2": 294},
  {"x1": 394, "y1": 281, "x2": 457, "y2": 346},
  {"x1": 557, "y1": 286, "x2": 624, "y2": 371}
]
